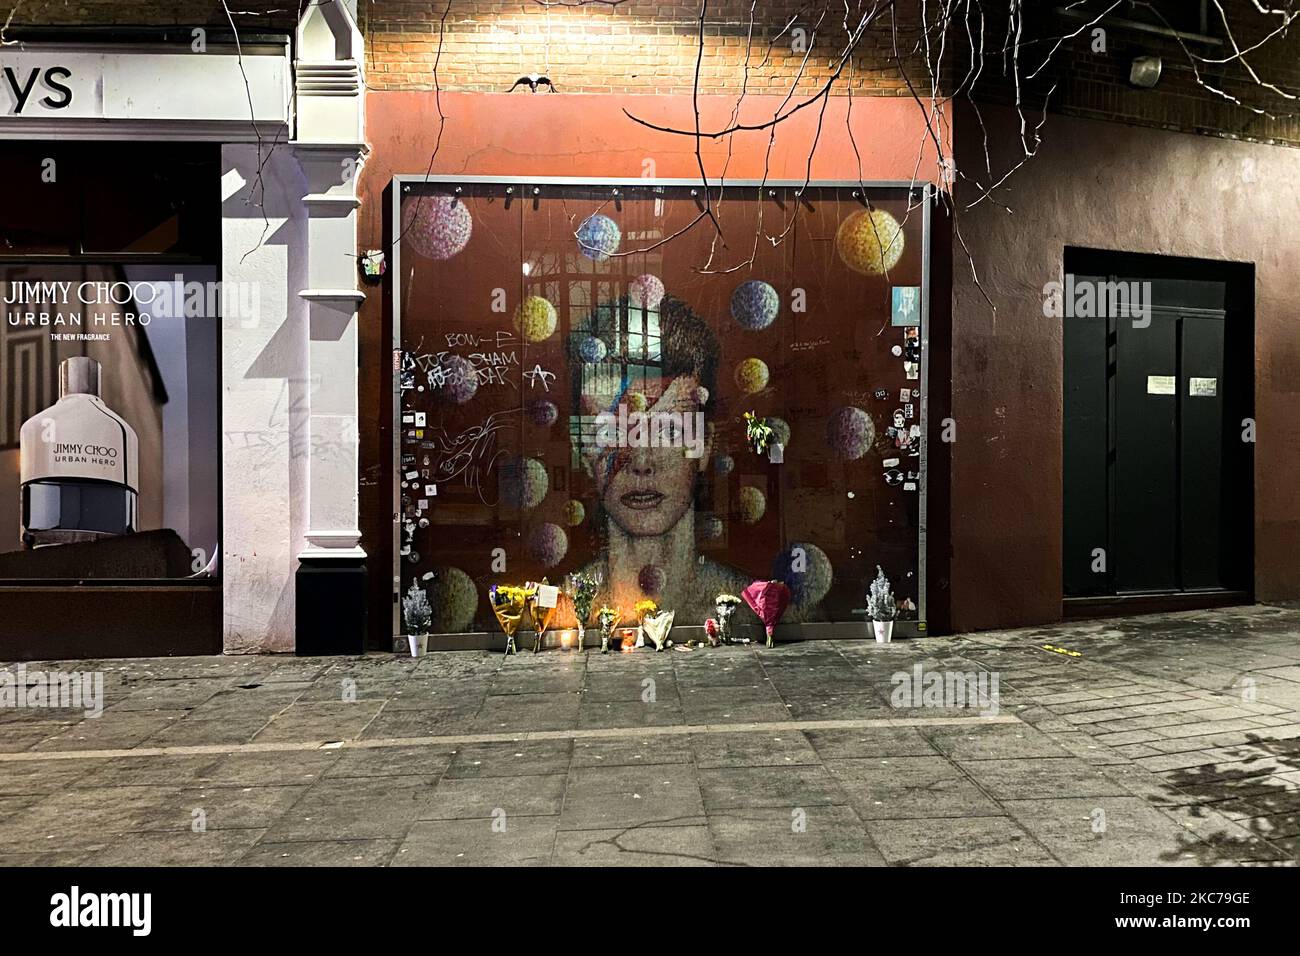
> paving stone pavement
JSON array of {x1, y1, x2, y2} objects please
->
[{"x1": 2, "y1": 604, "x2": 1299, "y2": 866}]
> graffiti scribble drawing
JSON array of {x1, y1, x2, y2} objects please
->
[{"x1": 423, "y1": 408, "x2": 519, "y2": 503}]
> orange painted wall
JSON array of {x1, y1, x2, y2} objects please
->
[{"x1": 356, "y1": 90, "x2": 945, "y2": 642}]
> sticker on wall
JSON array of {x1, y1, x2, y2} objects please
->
[
  {"x1": 874, "y1": 388, "x2": 889, "y2": 401},
  {"x1": 1189, "y1": 377, "x2": 1218, "y2": 397},
  {"x1": 891, "y1": 286, "x2": 921, "y2": 326},
  {"x1": 1147, "y1": 375, "x2": 1176, "y2": 395},
  {"x1": 414, "y1": 412, "x2": 427, "y2": 427}
]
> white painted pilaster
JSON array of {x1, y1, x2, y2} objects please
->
[{"x1": 292, "y1": 0, "x2": 368, "y2": 563}]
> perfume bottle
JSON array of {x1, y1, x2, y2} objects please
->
[{"x1": 19, "y1": 357, "x2": 139, "y2": 548}]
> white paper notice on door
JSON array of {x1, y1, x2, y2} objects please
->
[
  {"x1": 1147, "y1": 375, "x2": 1176, "y2": 395},
  {"x1": 1189, "y1": 377, "x2": 1218, "y2": 397}
]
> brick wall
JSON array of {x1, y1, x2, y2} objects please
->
[
  {"x1": 363, "y1": 1, "x2": 926, "y2": 96},
  {"x1": 363, "y1": 0, "x2": 1300, "y2": 148},
  {"x1": 7, "y1": 0, "x2": 1298, "y2": 148},
  {"x1": 962, "y1": 1, "x2": 1300, "y2": 148}
]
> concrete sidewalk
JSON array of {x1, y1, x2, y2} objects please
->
[{"x1": 2, "y1": 605, "x2": 1299, "y2": 866}]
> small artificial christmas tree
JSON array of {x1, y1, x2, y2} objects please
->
[
  {"x1": 402, "y1": 581, "x2": 433, "y2": 635},
  {"x1": 866, "y1": 566, "x2": 896, "y2": 622}
]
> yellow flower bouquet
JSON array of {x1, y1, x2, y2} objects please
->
[
  {"x1": 523, "y1": 579, "x2": 557, "y2": 654},
  {"x1": 489, "y1": 583, "x2": 536, "y2": 655},
  {"x1": 596, "y1": 605, "x2": 621, "y2": 655}
]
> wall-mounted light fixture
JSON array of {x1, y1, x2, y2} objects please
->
[{"x1": 1129, "y1": 56, "x2": 1162, "y2": 88}]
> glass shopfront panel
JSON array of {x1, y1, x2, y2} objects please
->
[{"x1": 396, "y1": 181, "x2": 926, "y2": 637}]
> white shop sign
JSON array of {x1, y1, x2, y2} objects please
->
[{"x1": 0, "y1": 49, "x2": 289, "y2": 123}]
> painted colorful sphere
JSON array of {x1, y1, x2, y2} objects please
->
[
  {"x1": 529, "y1": 399, "x2": 559, "y2": 427},
  {"x1": 638, "y1": 564, "x2": 666, "y2": 595},
  {"x1": 695, "y1": 386, "x2": 710, "y2": 407},
  {"x1": 734, "y1": 357, "x2": 770, "y2": 395},
  {"x1": 527, "y1": 522, "x2": 568, "y2": 568},
  {"x1": 835, "y1": 209, "x2": 905, "y2": 276},
  {"x1": 499, "y1": 456, "x2": 549, "y2": 510},
  {"x1": 826, "y1": 406, "x2": 876, "y2": 460},
  {"x1": 769, "y1": 417, "x2": 791, "y2": 449},
  {"x1": 577, "y1": 214, "x2": 621, "y2": 261},
  {"x1": 578, "y1": 334, "x2": 608, "y2": 364},
  {"x1": 407, "y1": 195, "x2": 473, "y2": 261},
  {"x1": 730, "y1": 279, "x2": 780, "y2": 330},
  {"x1": 714, "y1": 454, "x2": 735, "y2": 476},
  {"x1": 628, "y1": 274, "x2": 665, "y2": 311},
  {"x1": 563, "y1": 499, "x2": 586, "y2": 527},
  {"x1": 698, "y1": 515, "x2": 724, "y2": 540},
  {"x1": 514, "y1": 295, "x2": 558, "y2": 343},
  {"x1": 737, "y1": 485, "x2": 767, "y2": 524},
  {"x1": 437, "y1": 354, "x2": 478, "y2": 405},
  {"x1": 424, "y1": 565, "x2": 479, "y2": 633},
  {"x1": 773, "y1": 542, "x2": 834, "y2": 607}
]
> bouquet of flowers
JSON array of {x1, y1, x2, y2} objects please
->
[
  {"x1": 633, "y1": 598, "x2": 658, "y2": 649},
  {"x1": 706, "y1": 593, "x2": 743, "y2": 646},
  {"x1": 489, "y1": 583, "x2": 536, "y2": 655},
  {"x1": 641, "y1": 609, "x2": 676, "y2": 652},
  {"x1": 524, "y1": 579, "x2": 557, "y2": 654},
  {"x1": 562, "y1": 570, "x2": 601, "y2": 633},
  {"x1": 596, "y1": 605, "x2": 621, "y2": 655},
  {"x1": 742, "y1": 579, "x2": 791, "y2": 648}
]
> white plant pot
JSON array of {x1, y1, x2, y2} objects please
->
[
  {"x1": 407, "y1": 633, "x2": 429, "y2": 657},
  {"x1": 873, "y1": 620, "x2": 894, "y2": 644}
]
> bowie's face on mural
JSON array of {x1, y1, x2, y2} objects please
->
[{"x1": 588, "y1": 373, "x2": 706, "y2": 538}]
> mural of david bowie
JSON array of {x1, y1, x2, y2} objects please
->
[{"x1": 566, "y1": 293, "x2": 823, "y2": 626}]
